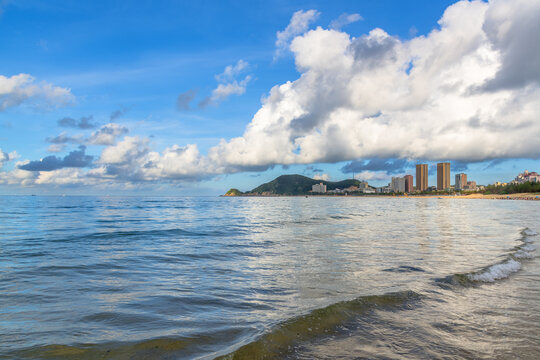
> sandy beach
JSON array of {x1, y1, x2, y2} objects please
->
[{"x1": 422, "y1": 193, "x2": 540, "y2": 200}]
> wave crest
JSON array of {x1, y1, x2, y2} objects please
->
[{"x1": 468, "y1": 259, "x2": 521, "y2": 282}]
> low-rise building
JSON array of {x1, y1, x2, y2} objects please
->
[
  {"x1": 361, "y1": 187, "x2": 376, "y2": 194},
  {"x1": 464, "y1": 181, "x2": 477, "y2": 191},
  {"x1": 312, "y1": 183, "x2": 327, "y2": 193},
  {"x1": 512, "y1": 170, "x2": 540, "y2": 184},
  {"x1": 357, "y1": 181, "x2": 369, "y2": 189},
  {"x1": 376, "y1": 186, "x2": 393, "y2": 193}
]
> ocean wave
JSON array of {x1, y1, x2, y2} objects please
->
[
  {"x1": 467, "y1": 259, "x2": 521, "y2": 282},
  {"x1": 514, "y1": 250, "x2": 534, "y2": 259},
  {"x1": 217, "y1": 290, "x2": 421, "y2": 359},
  {"x1": 49, "y1": 227, "x2": 242, "y2": 243},
  {"x1": 382, "y1": 265, "x2": 426, "y2": 273},
  {"x1": 436, "y1": 227, "x2": 537, "y2": 286},
  {"x1": 466, "y1": 228, "x2": 537, "y2": 283}
]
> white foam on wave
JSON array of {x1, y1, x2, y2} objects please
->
[
  {"x1": 468, "y1": 260, "x2": 521, "y2": 282},
  {"x1": 524, "y1": 236, "x2": 536, "y2": 243},
  {"x1": 521, "y1": 244, "x2": 536, "y2": 252},
  {"x1": 514, "y1": 250, "x2": 534, "y2": 259},
  {"x1": 523, "y1": 229, "x2": 538, "y2": 236}
]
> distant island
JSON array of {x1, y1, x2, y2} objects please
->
[{"x1": 224, "y1": 174, "x2": 373, "y2": 196}]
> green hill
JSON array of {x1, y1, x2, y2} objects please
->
[
  {"x1": 250, "y1": 174, "x2": 362, "y2": 195},
  {"x1": 224, "y1": 188, "x2": 243, "y2": 196}
]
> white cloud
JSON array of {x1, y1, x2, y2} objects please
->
[
  {"x1": 0, "y1": 149, "x2": 18, "y2": 168},
  {"x1": 275, "y1": 9, "x2": 320, "y2": 59},
  {"x1": 200, "y1": 60, "x2": 252, "y2": 107},
  {"x1": 0, "y1": 73, "x2": 74, "y2": 111},
  {"x1": 211, "y1": 76, "x2": 251, "y2": 100},
  {"x1": 208, "y1": 0, "x2": 540, "y2": 170},
  {"x1": 94, "y1": 136, "x2": 211, "y2": 182},
  {"x1": 215, "y1": 60, "x2": 249, "y2": 82},
  {"x1": 98, "y1": 136, "x2": 148, "y2": 165},
  {"x1": 0, "y1": 160, "x2": 38, "y2": 186},
  {"x1": 354, "y1": 171, "x2": 393, "y2": 182},
  {"x1": 313, "y1": 173, "x2": 330, "y2": 181},
  {"x1": 329, "y1": 13, "x2": 363, "y2": 30},
  {"x1": 88, "y1": 123, "x2": 129, "y2": 145}
]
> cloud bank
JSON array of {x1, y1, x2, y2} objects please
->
[
  {"x1": 3, "y1": 0, "x2": 540, "y2": 187},
  {"x1": 18, "y1": 146, "x2": 93, "y2": 172},
  {"x1": 210, "y1": 0, "x2": 540, "y2": 171}
]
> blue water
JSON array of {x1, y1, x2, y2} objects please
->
[{"x1": 1, "y1": 196, "x2": 539, "y2": 359}]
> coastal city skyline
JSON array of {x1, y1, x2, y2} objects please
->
[
  {"x1": 1, "y1": 0, "x2": 539, "y2": 196},
  {"x1": 306, "y1": 166, "x2": 538, "y2": 195}
]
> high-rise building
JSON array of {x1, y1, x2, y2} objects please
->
[
  {"x1": 391, "y1": 177, "x2": 406, "y2": 193},
  {"x1": 455, "y1": 173, "x2": 467, "y2": 191},
  {"x1": 437, "y1": 162, "x2": 451, "y2": 190},
  {"x1": 404, "y1": 175, "x2": 413, "y2": 193},
  {"x1": 416, "y1": 164, "x2": 428, "y2": 192}
]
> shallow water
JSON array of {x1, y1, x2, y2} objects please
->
[{"x1": 0, "y1": 196, "x2": 538, "y2": 359}]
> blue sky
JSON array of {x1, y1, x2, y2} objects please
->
[{"x1": 1, "y1": 0, "x2": 539, "y2": 195}]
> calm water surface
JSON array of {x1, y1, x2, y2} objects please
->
[{"x1": 0, "y1": 196, "x2": 538, "y2": 359}]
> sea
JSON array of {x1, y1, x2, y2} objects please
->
[{"x1": 0, "y1": 195, "x2": 539, "y2": 359}]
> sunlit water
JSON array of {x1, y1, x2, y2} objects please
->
[{"x1": 0, "y1": 196, "x2": 538, "y2": 359}]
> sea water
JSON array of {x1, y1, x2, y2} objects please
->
[{"x1": 0, "y1": 196, "x2": 538, "y2": 359}]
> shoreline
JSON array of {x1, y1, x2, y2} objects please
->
[{"x1": 223, "y1": 193, "x2": 540, "y2": 200}]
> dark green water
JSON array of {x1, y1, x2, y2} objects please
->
[{"x1": 0, "y1": 196, "x2": 538, "y2": 359}]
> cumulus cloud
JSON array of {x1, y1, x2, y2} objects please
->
[
  {"x1": 481, "y1": 0, "x2": 540, "y2": 90},
  {"x1": 329, "y1": 13, "x2": 363, "y2": 30},
  {"x1": 176, "y1": 89, "x2": 197, "y2": 111},
  {"x1": 354, "y1": 171, "x2": 392, "y2": 182},
  {"x1": 18, "y1": 146, "x2": 93, "y2": 172},
  {"x1": 206, "y1": 0, "x2": 540, "y2": 171},
  {"x1": 313, "y1": 173, "x2": 330, "y2": 181},
  {"x1": 57, "y1": 115, "x2": 97, "y2": 129},
  {"x1": 215, "y1": 60, "x2": 249, "y2": 83},
  {"x1": 199, "y1": 60, "x2": 252, "y2": 108},
  {"x1": 211, "y1": 76, "x2": 251, "y2": 100},
  {"x1": 90, "y1": 136, "x2": 210, "y2": 182},
  {"x1": 0, "y1": 73, "x2": 73, "y2": 111},
  {"x1": 88, "y1": 123, "x2": 129, "y2": 145},
  {"x1": 275, "y1": 9, "x2": 320, "y2": 59}
]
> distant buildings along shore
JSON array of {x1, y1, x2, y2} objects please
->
[{"x1": 309, "y1": 167, "x2": 538, "y2": 195}]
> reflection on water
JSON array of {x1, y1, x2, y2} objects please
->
[{"x1": 0, "y1": 196, "x2": 539, "y2": 359}]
